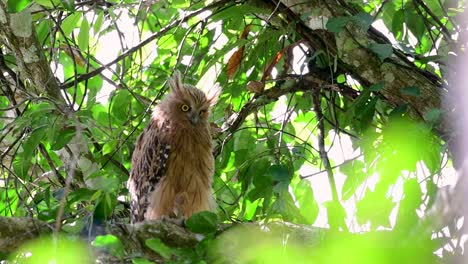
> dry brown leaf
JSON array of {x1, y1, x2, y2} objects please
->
[
  {"x1": 60, "y1": 44, "x2": 86, "y2": 67},
  {"x1": 262, "y1": 50, "x2": 283, "y2": 81},
  {"x1": 247, "y1": 80, "x2": 265, "y2": 94},
  {"x1": 226, "y1": 47, "x2": 244, "y2": 80},
  {"x1": 240, "y1": 24, "x2": 252, "y2": 39},
  {"x1": 226, "y1": 25, "x2": 252, "y2": 80}
]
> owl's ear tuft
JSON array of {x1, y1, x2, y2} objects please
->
[
  {"x1": 168, "y1": 71, "x2": 184, "y2": 94},
  {"x1": 206, "y1": 83, "x2": 222, "y2": 107}
]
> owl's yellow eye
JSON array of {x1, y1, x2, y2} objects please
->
[{"x1": 181, "y1": 104, "x2": 190, "y2": 112}]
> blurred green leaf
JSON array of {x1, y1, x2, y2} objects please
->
[
  {"x1": 186, "y1": 211, "x2": 218, "y2": 234},
  {"x1": 93, "y1": 235, "x2": 125, "y2": 258},
  {"x1": 294, "y1": 180, "x2": 319, "y2": 224},
  {"x1": 340, "y1": 160, "x2": 366, "y2": 200},
  {"x1": 10, "y1": 236, "x2": 91, "y2": 263},
  {"x1": 7, "y1": 0, "x2": 31, "y2": 13}
]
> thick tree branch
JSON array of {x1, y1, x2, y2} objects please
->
[{"x1": 268, "y1": 0, "x2": 442, "y2": 118}]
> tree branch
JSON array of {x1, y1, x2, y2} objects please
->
[{"x1": 214, "y1": 73, "x2": 357, "y2": 156}]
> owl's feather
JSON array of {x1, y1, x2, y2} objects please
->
[
  {"x1": 127, "y1": 120, "x2": 171, "y2": 223},
  {"x1": 128, "y1": 72, "x2": 220, "y2": 223}
]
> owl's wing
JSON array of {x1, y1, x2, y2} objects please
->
[{"x1": 127, "y1": 121, "x2": 170, "y2": 223}]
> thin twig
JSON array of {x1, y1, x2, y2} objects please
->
[
  {"x1": 311, "y1": 86, "x2": 348, "y2": 231},
  {"x1": 311, "y1": 88, "x2": 339, "y2": 202}
]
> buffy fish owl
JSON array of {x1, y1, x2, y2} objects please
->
[{"x1": 127, "y1": 72, "x2": 221, "y2": 223}]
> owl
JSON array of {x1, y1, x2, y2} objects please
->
[{"x1": 127, "y1": 72, "x2": 221, "y2": 223}]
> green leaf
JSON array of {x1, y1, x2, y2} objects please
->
[
  {"x1": 93, "y1": 235, "x2": 125, "y2": 257},
  {"x1": 62, "y1": 0, "x2": 75, "y2": 11},
  {"x1": 110, "y1": 90, "x2": 132, "y2": 123},
  {"x1": 340, "y1": 160, "x2": 367, "y2": 200},
  {"x1": 61, "y1": 219, "x2": 85, "y2": 234},
  {"x1": 35, "y1": 0, "x2": 60, "y2": 8},
  {"x1": 352, "y1": 12, "x2": 373, "y2": 31},
  {"x1": 294, "y1": 180, "x2": 319, "y2": 225},
  {"x1": 250, "y1": 158, "x2": 273, "y2": 190},
  {"x1": 400, "y1": 86, "x2": 420, "y2": 97},
  {"x1": 51, "y1": 127, "x2": 76, "y2": 150},
  {"x1": 78, "y1": 17, "x2": 90, "y2": 51},
  {"x1": 336, "y1": 74, "x2": 346, "y2": 84},
  {"x1": 233, "y1": 129, "x2": 255, "y2": 151},
  {"x1": 356, "y1": 187, "x2": 395, "y2": 227},
  {"x1": 358, "y1": 97, "x2": 378, "y2": 131},
  {"x1": 61, "y1": 13, "x2": 81, "y2": 37},
  {"x1": 7, "y1": 0, "x2": 32, "y2": 13},
  {"x1": 210, "y1": 4, "x2": 270, "y2": 21},
  {"x1": 94, "y1": 193, "x2": 117, "y2": 220},
  {"x1": 266, "y1": 164, "x2": 291, "y2": 182},
  {"x1": 369, "y1": 43, "x2": 393, "y2": 62},
  {"x1": 146, "y1": 238, "x2": 174, "y2": 259},
  {"x1": 405, "y1": 11, "x2": 425, "y2": 39},
  {"x1": 326, "y1": 16, "x2": 351, "y2": 33},
  {"x1": 14, "y1": 126, "x2": 48, "y2": 179},
  {"x1": 93, "y1": 11, "x2": 104, "y2": 33},
  {"x1": 185, "y1": 211, "x2": 218, "y2": 234},
  {"x1": 391, "y1": 10, "x2": 404, "y2": 38}
]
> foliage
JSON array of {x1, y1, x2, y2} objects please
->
[{"x1": 0, "y1": 0, "x2": 465, "y2": 262}]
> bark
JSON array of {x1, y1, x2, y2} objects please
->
[
  {"x1": 0, "y1": 216, "x2": 437, "y2": 263},
  {"x1": 0, "y1": 3, "x2": 62, "y2": 101},
  {"x1": 0, "y1": 216, "x2": 326, "y2": 262}
]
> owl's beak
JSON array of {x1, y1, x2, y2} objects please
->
[{"x1": 189, "y1": 113, "x2": 200, "y2": 126}]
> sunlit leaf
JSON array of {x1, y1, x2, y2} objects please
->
[
  {"x1": 61, "y1": 12, "x2": 81, "y2": 36},
  {"x1": 78, "y1": 17, "x2": 90, "y2": 51},
  {"x1": 7, "y1": 0, "x2": 31, "y2": 13},
  {"x1": 93, "y1": 235, "x2": 125, "y2": 257},
  {"x1": 10, "y1": 236, "x2": 91, "y2": 263}
]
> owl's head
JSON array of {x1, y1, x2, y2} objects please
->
[{"x1": 162, "y1": 71, "x2": 221, "y2": 127}]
